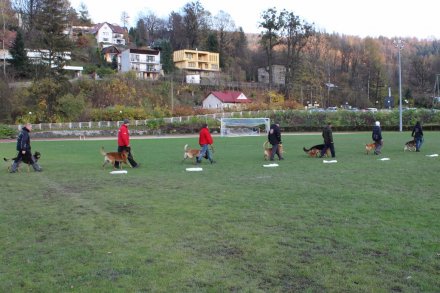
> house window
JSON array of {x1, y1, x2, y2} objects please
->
[
  {"x1": 103, "y1": 38, "x2": 108, "y2": 42},
  {"x1": 188, "y1": 62, "x2": 195, "y2": 68},
  {"x1": 211, "y1": 64, "x2": 218, "y2": 70},
  {"x1": 185, "y1": 53, "x2": 193, "y2": 60},
  {"x1": 135, "y1": 55, "x2": 140, "y2": 61},
  {"x1": 147, "y1": 56, "x2": 154, "y2": 62}
]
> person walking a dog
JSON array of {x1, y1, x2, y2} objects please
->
[
  {"x1": 10, "y1": 123, "x2": 42, "y2": 173},
  {"x1": 411, "y1": 121, "x2": 424, "y2": 152},
  {"x1": 268, "y1": 122, "x2": 284, "y2": 161},
  {"x1": 372, "y1": 121, "x2": 383, "y2": 155},
  {"x1": 116, "y1": 119, "x2": 139, "y2": 168},
  {"x1": 197, "y1": 123, "x2": 215, "y2": 164},
  {"x1": 320, "y1": 122, "x2": 335, "y2": 158}
]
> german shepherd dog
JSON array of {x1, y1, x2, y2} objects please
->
[
  {"x1": 303, "y1": 144, "x2": 328, "y2": 157},
  {"x1": 4, "y1": 151, "x2": 41, "y2": 172},
  {"x1": 100, "y1": 147, "x2": 129, "y2": 169},
  {"x1": 404, "y1": 140, "x2": 416, "y2": 152},
  {"x1": 182, "y1": 144, "x2": 211, "y2": 164},
  {"x1": 263, "y1": 141, "x2": 284, "y2": 160},
  {"x1": 365, "y1": 142, "x2": 376, "y2": 154}
]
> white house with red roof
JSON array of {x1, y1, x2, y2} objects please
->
[
  {"x1": 92, "y1": 22, "x2": 126, "y2": 45},
  {"x1": 202, "y1": 91, "x2": 252, "y2": 110}
]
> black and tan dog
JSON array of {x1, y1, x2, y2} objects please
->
[
  {"x1": 263, "y1": 141, "x2": 284, "y2": 160},
  {"x1": 303, "y1": 144, "x2": 329, "y2": 157},
  {"x1": 100, "y1": 147, "x2": 129, "y2": 169},
  {"x1": 4, "y1": 151, "x2": 41, "y2": 172},
  {"x1": 404, "y1": 140, "x2": 416, "y2": 152}
]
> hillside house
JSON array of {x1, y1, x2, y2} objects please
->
[
  {"x1": 173, "y1": 49, "x2": 220, "y2": 82},
  {"x1": 258, "y1": 65, "x2": 286, "y2": 85},
  {"x1": 202, "y1": 91, "x2": 252, "y2": 110},
  {"x1": 101, "y1": 45, "x2": 120, "y2": 63},
  {"x1": 119, "y1": 48, "x2": 162, "y2": 80},
  {"x1": 92, "y1": 22, "x2": 126, "y2": 46}
]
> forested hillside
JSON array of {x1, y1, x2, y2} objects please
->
[{"x1": 1, "y1": 0, "x2": 439, "y2": 123}]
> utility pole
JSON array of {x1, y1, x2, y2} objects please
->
[{"x1": 393, "y1": 39, "x2": 404, "y2": 132}]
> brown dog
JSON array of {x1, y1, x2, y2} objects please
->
[
  {"x1": 263, "y1": 141, "x2": 284, "y2": 160},
  {"x1": 182, "y1": 144, "x2": 213, "y2": 164},
  {"x1": 100, "y1": 147, "x2": 129, "y2": 169},
  {"x1": 182, "y1": 144, "x2": 201, "y2": 163},
  {"x1": 365, "y1": 142, "x2": 376, "y2": 154}
]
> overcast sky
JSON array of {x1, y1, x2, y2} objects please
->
[{"x1": 70, "y1": 0, "x2": 439, "y2": 39}]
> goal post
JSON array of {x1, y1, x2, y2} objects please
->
[{"x1": 220, "y1": 118, "x2": 270, "y2": 137}]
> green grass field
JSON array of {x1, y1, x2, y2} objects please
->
[{"x1": 1, "y1": 132, "x2": 439, "y2": 292}]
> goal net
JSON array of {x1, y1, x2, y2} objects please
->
[{"x1": 220, "y1": 118, "x2": 270, "y2": 137}]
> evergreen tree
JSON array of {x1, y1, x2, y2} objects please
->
[
  {"x1": 111, "y1": 55, "x2": 118, "y2": 70},
  {"x1": 205, "y1": 32, "x2": 218, "y2": 53},
  {"x1": 155, "y1": 39, "x2": 174, "y2": 74},
  {"x1": 9, "y1": 29, "x2": 30, "y2": 78},
  {"x1": 78, "y1": 2, "x2": 91, "y2": 26},
  {"x1": 33, "y1": 0, "x2": 72, "y2": 77}
]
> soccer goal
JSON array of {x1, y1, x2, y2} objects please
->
[{"x1": 220, "y1": 118, "x2": 270, "y2": 137}]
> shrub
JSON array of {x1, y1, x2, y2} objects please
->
[{"x1": 0, "y1": 124, "x2": 17, "y2": 139}]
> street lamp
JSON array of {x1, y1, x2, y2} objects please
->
[
  {"x1": 325, "y1": 82, "x2": 337, "y2": 108},
  {"x1": 393, "y1": 39, "x2": 405, "y2": 132}
]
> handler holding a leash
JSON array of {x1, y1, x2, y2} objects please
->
[
  {"x1": 268, "y1": 123, "x2": 284, "y2": 161},
  {"x1": 372, "y1": 121, "x2": 383, "y2": 155},
  {"x1": 116, "y1": 119, "x2": 139, "y2": 168},
  {"x1": 197, "y1": 123, "x2": 215, "y2": 164},
  {"x1": 320, "y1": 122, "x2": 335, "y2": 158},
  {"x1": 10, "y1": 123, "x2": 42, "y2": 173},
  {"x1": 411, "y1": 121, "x2": 424, "y2": 152}
]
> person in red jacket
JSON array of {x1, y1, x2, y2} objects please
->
[
  {"x1": 116, "y1": 119, "x2": 139, "y2": 168},
  {"x1": 197, "y1": 123, "x2": 215, "y2": 164}
]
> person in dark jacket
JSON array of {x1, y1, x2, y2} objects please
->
[
  {"x1": 411, "y1": 121, "x2": 424, "y2": 152},
  {"x1": 320, "y1": 122, "x2": 335, "y2": 158},
  {"x1": 115, "y1": 119, "x2": 139, "y2": 168},
  {"x1": 10, "y1": 123, "x2": 42, "y2": 173},
  {"x1": 372, "y1": 121, "x2": 383, "y2": 155},
  {"x1": 268, "y1": 123, "x2": 284, "y2": 161},
  {"x1": 197, "y1": 123, "x2": 215, "y2": 164}
]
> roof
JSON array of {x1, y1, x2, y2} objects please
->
[
  {"x1": 92, "y1": 22, "x2": 126, "y2": 34},
  {"x1": 206, "y1": 91, "x2": 251, "y2": 103},
  {"x1": 101, "y1": 46, "x2": 121, "y2": 54},
  {"x1": 128, "y1": 48, "x2": 160, "y2": 55}
]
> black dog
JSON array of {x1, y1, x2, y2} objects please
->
[
  {"x1": 303, "y1": 144, "x2": 328, "y2": 157},
  {"x1": 4, "y1": 151, "x2": 41, "y2": 172}
]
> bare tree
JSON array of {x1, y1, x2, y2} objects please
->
[
  {"x1": 120, "y1": 11, "x2": 129, "y2": 28},
  {"x1": 182, "y1": 1, "x2": 210, "y2": 49},
  {"x1": 12, "y1": 0, "x2": 42, "y2": 32},
  {"x1": 259, "y1": 7, "x2": 284, "y2": 88},
  {"x1": 280, "y1": 9, "x2": 314, "y2": 98},
  {"x1": 139, "y1": 10, "x2": 166, "y2": 45},
  {"x1": 213, "y1": 10, "x2": 235, "y2": 68}
]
